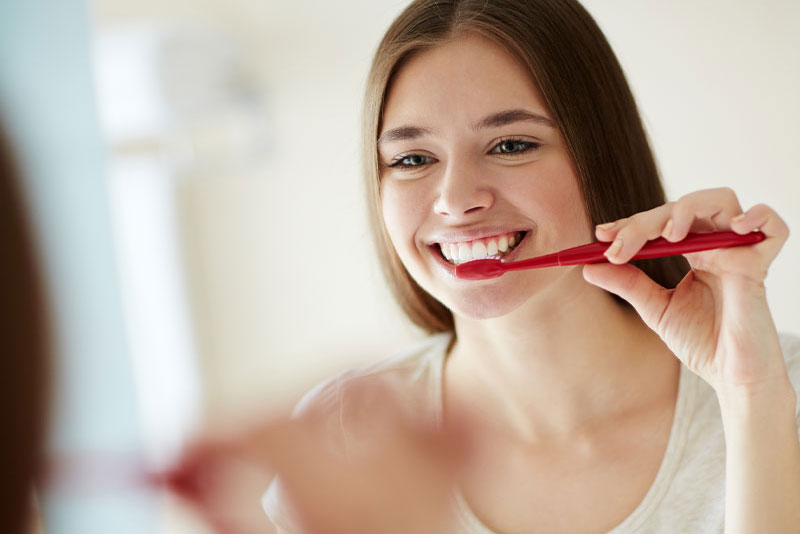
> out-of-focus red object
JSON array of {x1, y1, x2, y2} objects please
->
[{"x1": 161, "y1": 381, "x2": 472, "y2": 534}]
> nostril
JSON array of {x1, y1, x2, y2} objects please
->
[{"x1": 464, "y1": 206, "x2": 485, "y2": 214}]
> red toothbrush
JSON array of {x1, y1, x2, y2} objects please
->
[{"x1": 455, "y1": 230, "x2": 766, "y2": 280}]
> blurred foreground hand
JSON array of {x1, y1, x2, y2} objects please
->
[{"x1": 162, "y1": 381, "x2": 470, "y2": 534}]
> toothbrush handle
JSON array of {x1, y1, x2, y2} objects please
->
[{"x1": 557, "y1": 230, "x2": 766, "y2": 265}]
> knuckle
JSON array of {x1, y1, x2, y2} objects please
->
[
  {"x1": 628, "y1": 211, "x2": 647, "y2": 224},
  {"x1": 614, "y1": 225, "x2": 633, "y2": 243},
  {"x1": 604, "y1": 216, "x2": 629, "y2": 232},
  {"x1": 616, "y1": 224, "x2": 644, "y2": 244},
  {"x1": 671, "y1": 198, "x2": 689, "y2": 218},
  {"x1": 717, "y1": 186, "x2": 737, "y2": 199},
  {"x1": 718, "y1": 187, "x2": 741, "y2": 209},
  {"x1": 645, "y1": 203, "x2": 669, "y2": 219},
  {"x1": 776, "y1": 215, "x2": 790, "y2": 238},
  {"x1": 752, "y1": 202, "x2": 770, "y2": 213}
]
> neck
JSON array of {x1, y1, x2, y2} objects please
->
[{"x1": 445, "y1": 267, "x2": 679, "y2": 442}]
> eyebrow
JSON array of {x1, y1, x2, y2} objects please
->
[
  {"x1": 377, "y1": 125, "x2": 433, "y2": 146},
  {"x1": 473, "y1": 109, "x2": 554, "y2": 131},
  {"x1": 377, "y1": 108, "x2": 554, "y2": 145}
]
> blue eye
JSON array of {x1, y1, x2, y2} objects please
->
[
  {"x1": 491, "y1": 139, "x2": 540, "y2": 155},
  {"x1": 388, "y1": 153, "x2": 434, "y2": 168}
]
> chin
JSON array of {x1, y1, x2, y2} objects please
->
[
  {"x1": 439, "y1": 284, "x2": 533, "y2": 320},
  {"x1": 426, "y1": 267, "x2": 580, "y2": 321}
]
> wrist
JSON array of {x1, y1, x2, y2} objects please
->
[{"x1": 716, "y1": 377, "x2": 796, "y2": 420}]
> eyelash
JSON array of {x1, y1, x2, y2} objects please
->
[{"x1": 387, "y1": 138, "x2": 541, "y2": 170}]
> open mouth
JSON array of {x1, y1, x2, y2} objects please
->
[{"x1": 435, "y1": 231, "x2": 527, "y2": 265}]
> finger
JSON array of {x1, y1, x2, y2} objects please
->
[
  {"x1": 594, "y1": 218, "x2": 626, "y2": 241},
  {"x1": 664, "y1": 187, "x2": 743, "y2": 242},
  {"x1": 583, "y1": 263, "x2": 672, "y2": 332},
  {"x1": 730, "y1": 203, "x2": 790, "y2": 264},
  {"x1": 599, "y1": 188, "x2": 747, "y2": 264},
  {"x1": 600, "y1": 203, "x2": 673, "y2": 264},
  {"x1": 595, "y1": 207, "x2": 669, "y2": 243}
]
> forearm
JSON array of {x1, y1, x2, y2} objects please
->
[{"x1": 718, "y1": 380, "x2": 800, "y2": 534}]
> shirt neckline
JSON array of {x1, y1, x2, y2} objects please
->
[{"x1": 429, "y1": 334, "x2": 698, "y2": 534}]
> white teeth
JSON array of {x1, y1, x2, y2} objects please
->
[
  {"x1": 438, "y1": 232, "x2": 524, "y2": 265},
  {"x1": 498, "y1": 236, "x2": 509, "y2": 252},
  {"x1": 458, "y1": 243, "x2": 472, "y2": 261},
  {"x1": 441, "y1": 244, "x2": 452, "y2": 260},
  {"x1": 472, "y1": 241, "x2": 487, "y2": 259}
]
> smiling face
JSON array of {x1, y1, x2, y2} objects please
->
[{"x1": 378, "y1": 32, "x2": 594, "y2": 319}]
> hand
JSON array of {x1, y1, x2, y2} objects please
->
[
  {"x1": 583, "y1": 188, "x2": 791, "y2": 395},
  {"x1": 161, "y1": 380, "x2": 469, "y2": 534}
]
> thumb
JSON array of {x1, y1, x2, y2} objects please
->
[{"x1": 582, "y1": 263, "x2": 671, "y2": 332}]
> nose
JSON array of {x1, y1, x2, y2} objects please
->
[{"x1": 433, "y1": 159, "x2": 494, "y2": 218}]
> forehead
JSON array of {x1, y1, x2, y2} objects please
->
[{"x1": 382, "y1": 32, "x2": 548, "y2": 130}]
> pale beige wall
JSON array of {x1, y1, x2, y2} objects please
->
[
  {"x1": 92, "y1": 0, "x2": 800, "y2": 425},
  {"x1": 92, "y1": 0, "x2": 424, "y2": 423}
]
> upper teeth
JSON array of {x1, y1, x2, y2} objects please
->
[{"x1": 439, "y1": 232, "x2": 523, "y2": 264}]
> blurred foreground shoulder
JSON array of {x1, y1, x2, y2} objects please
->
[
  {"x1": 291, "y1": 331, "x2": 452, "y2": 428},
  {"x1": 262, "y1": 332, "x2": 453, "y2": 530}
]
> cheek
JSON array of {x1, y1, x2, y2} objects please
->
[
  {"x1": 380, "y1": 181, "x2": 427, "y2": 254},
  {"x1": 541, "y1": 179, "x2": 587, "y2": 223},
  {"x1": 556, "y1": 178, "x2": 592, "y2": 237},
  {"x1": 509, "y1": 159, "x2": 591, "y2": 238}
]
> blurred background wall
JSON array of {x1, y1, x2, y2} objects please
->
[
  {"x1": 62, "y1": 0, "x2": 800, "y2": 531},
  {"x1": 90, "y1": 0, "x2": 800, "y2": 417}
]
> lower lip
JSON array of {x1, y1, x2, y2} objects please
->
[{"x1": 431, "y1": 232, "x2": 530, "y2": 280}]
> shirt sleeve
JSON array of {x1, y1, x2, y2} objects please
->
[{"x1": 779, "y1": 333, "x2": 800, "y2": 425}]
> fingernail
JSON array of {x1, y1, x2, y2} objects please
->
[
  {"x1": 596, "y1": 221, "x2": 616, "y2": 231},
  {"x1": 732, "y1": 213, "x2": 746, "y2": 223},
  {"x1": 661, "y1": 219, "x2": 673, "y2": 240},
  {"x1": 605, "y1": 237, "x2": 623, "y2": 259}
]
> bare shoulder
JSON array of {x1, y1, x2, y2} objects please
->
[{"x1": 291, "y1": 333, "x2": 452, "y2": 454}]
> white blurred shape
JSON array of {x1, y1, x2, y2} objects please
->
[
  {"x1": 94, "y1": 25, "x2": 170, "y2": 140},
  {"x1": 93, "y1": 23, "x2": 270, "y2": 169},
  {"x1": 107, "y1": 155, "x2": 202, "y2": 469},
  {"x1": 93, "y1": 20, "x2": 274, "y2": 470}
]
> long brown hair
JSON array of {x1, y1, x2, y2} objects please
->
[
  {"x1": 362, "y1": 0, "x2": 689, "y2": 333},
  {"x1": 0, "y1": 122, "x2": 49, "y2": 533}
]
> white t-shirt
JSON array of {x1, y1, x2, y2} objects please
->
[{"x1": 264, "y1": 333, "x2": 800, "y2": 533}]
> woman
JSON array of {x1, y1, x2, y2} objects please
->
[{"x1": 169, "y1": 1, "x2": 800, "y2": 532}]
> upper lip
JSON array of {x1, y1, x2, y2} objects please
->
[{"x1": 426, "y1": 226, "x2": 529, "y2": 245}]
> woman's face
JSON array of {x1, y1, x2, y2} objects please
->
[{"x1": 379, "y1": 32, "x2": 593, "y2": 319}]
